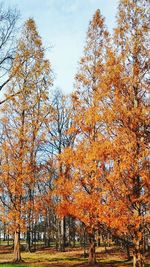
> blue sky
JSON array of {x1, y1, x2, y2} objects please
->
[{"x1": 5, "y1": 0, "x2": 119, "y2": 93}]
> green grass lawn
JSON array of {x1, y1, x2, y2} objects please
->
[
  {"x1": 0, "y1": 265, "x2": 31, "y2": 267},
  {"x1": 0, "y1": 245, "x2": 149, "y2": 267},
  {"x1": 0, "y1": 262, "x2": 150, "y2": 267}
]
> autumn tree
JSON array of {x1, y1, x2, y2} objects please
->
[
  {"x1": 0, "y1": 18, "x2": 53, "y2": 262},
  {"x1": 101, "y1": 1, "x2": 150, "y2": 267},
  {"x1": 56, "y1": 9, "x2": 110, "y2": 264}
]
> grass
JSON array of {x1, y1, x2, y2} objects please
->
[
  {"x1": 0, "y1": 265, "x2": 31, "y2": 267},
  {"x1": 0, "y1": 245, "x2": 149, "y2": 267}
]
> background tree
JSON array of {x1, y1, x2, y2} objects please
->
[
  {"x1": 0, "y1": 2, "x2": 19, "y2": 95},
  {"x1": 43, "y1": 89, "x2": 75, "y2": 251}
]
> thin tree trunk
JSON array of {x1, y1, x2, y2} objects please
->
[
  {"x1": 13, "y1": 231, "x2": 22, "y2": 262},
  {"x1": 26, "y1": 228, "x2": 31, "y2": 252},
  {"x1": 83, "y1": 227, "x2": 86, "y2": 258},
  {"x1": 88, "y1": 232, "x2": 96, "y2": 265},
  {"x1": 97, "y1": 229, "x2": 101, "y2": 247},
  {"x1": 3, "y1": 223, "x2": 6, "y2": 241},
  {"x1": 133, "y1": 238, "x2": 144, "y2": 267},
  {"x1": 58, "y1": 218, "x2": 65, "y2": 251},
  {"x1": 126, "y1": 242, "x2": 131, "y2": 260},
  {"x1": 7, "y1": 232, "x2": 10, "y2": 246}
]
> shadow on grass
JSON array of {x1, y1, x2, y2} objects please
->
[
  {"x1": 47, "y1": 256, "x2": 85, "y2": 262},
  {"x1": 0, "y1": 265, "x2": 30, "y2": 267},
  {"x1": 100, "y1": 259, "x2": 131, "y2": 264},
  {"x1": 0, "y1": 260, "x2": 131, "y2": 267}
]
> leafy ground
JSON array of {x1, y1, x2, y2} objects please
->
[{"x1": 0, "y1": 245, "x2": 149, "y2": 267}]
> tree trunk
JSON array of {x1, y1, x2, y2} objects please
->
[
  {"x1": 7, "y1": 233, "x2": 10, "y2": 246},
  {"x1": 133, "y1": 238, "x2": 144, "y2": 267},
  {"x1": 83, "y1": 227, "x2": 87, "y2": 258},
  {"x1": 58, "y1": 218, "x2": 65, "y2": 252},
  {"x1": 26, "y1": 227, "x2": 31, "y2": 252},
  {"x1": 88, "y1": 233, "x2": 96, "y2": 265},
  {"x1": 3, "y1": 222, "x2": 6, "y2": 241},
  {"x1": 97, "y1": 230, "x2": 101, "y2": 247},
  {"x1": 126, "y1": 242, "x2": 131, "y2": 260},
  {"x1": 13, "y1": 231, "x2": 22, "y2": 262}
]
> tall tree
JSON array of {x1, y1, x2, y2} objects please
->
[
  {"x1": 102, "y1": 1, "x2": 150, "y2": 267},
  {"x1": 56, "y1": 9, "x2": 110, "y2": 264},
  {"x1": 0, "y1": 18, "x2": 53, "y2": 262}
]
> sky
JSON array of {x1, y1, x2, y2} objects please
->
[{"x1": 5, "y1": 0, "x2": 119, "y2": 93}]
